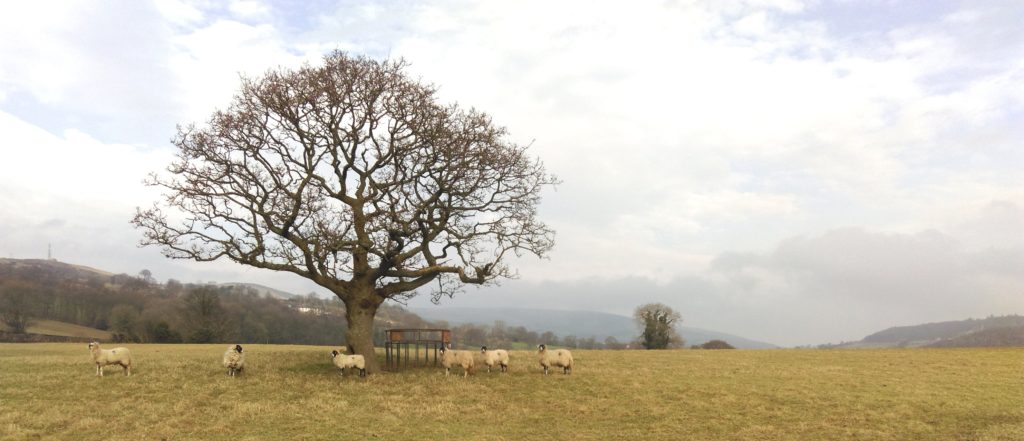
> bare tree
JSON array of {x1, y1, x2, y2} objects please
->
[
  {"x1": 138, "y1": 269, "x2": 155, "y2": 284},
  {"x1": 0, "y1": 281, "x2": 36, "y2": 334},
  {"x1": 133, "y1": 52, "x2": 556, "y2": 371},
  {"x1": 634, "y1": 303, "x2": 683, "y2": 349},
  {"x1": 180, "y1": 286, "x2": 233, "y2": 343}
]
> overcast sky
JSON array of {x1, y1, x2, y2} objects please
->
[{"x1": 1, "y1": 0, "x2": 1022, "y2": 346}]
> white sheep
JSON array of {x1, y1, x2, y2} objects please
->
[
  {"x1": 222, "y1": 344, "x2": 245, "y2": 377},
  {"x1": 480, "y1": 346, "x2": 510, "y2": 373},
  {"x1": 88, "y1": 341, "x2": 132, "y2": 377},
  {"x1": 537, "y1": 344, "x2": 573, "y2": 375},
  {"x1": 330, "y1": 349, "x2": 366, "y2": 377},
  {"x1": 438, "y1": 345, "x2": 475, "y2": 377}
]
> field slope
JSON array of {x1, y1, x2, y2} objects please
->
[{"x1": 1, "y1": 344, "x2": 1022, "y2": 440}]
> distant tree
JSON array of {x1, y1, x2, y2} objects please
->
[
  {"x1": 0, "y1": 281, "x2": 35, "y2": 333},
  {"x1": 692, "y1": 339, "x2": 735, "y2": 350},
  {"x1": 109, "y1": 304, "x2": 140, "y2": 342},
  {"x1": 540, "y1": 331, "x2": 557, "y2": 345},
  {"x1": 146, "y1": 321, "x2": 182, "y2": 343},
  {"x1": 604, "y1": 336, "x2": 624, "y2": 350},
  {"x1": 458, "y1": 323, "x2": 488, "y2": 348},
  {"x1": 138, "y1": 269, "x2": 155, "y2": 284},
  {"x1": 561, "y1": 335, "x2": 578, "y2": 348},
  {"x1": 181, "y1": 286, "x2": 232, "y2": 343},
  {"x1": 633, "y1": 303, "x2": 683, "y2": 349},
  {"x1": 164, "y1": 279, "x2": 184, "y2": 297},
  {"x1": 132, "y1": 52, "x2": 557, "y2": 372}
]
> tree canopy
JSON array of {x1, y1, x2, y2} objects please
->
[
  {"x1": 133, "y1": 52, "x2": 557, "y2": 371},
  {"x1": 634, "y1": 303, "x2": 683, "y2": 349}
]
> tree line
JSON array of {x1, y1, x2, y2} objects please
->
[
  {"x1": 0, "y1": 261, "x2": 348, "y2": 345},
  {"x1": 0, "y1": 260, "x2": 627, "y2": 348},
  {"x1": 1, "y1": 261, "x2": 721, "y2": 350}
]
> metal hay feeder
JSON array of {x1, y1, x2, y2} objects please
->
[{"x1": 384, "y1": 328, "x2": 451, "y2": 371}]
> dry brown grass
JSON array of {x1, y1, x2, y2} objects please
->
[{"x1": 1, "y1": 344, "x2": 1021, "y2": 440}]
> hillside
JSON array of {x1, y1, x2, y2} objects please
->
[
  {"x1": 217, "y1": 282, "x2": 298, "y2": 300},
  {"x1": 411, "y1": 307, "x2": 778, "y2": 349},
  {"x1": 830, "y1": 315, "x2": 1024, "y2": 348},
  {"x1": 0, "y1": 258, "x2": 112, "y2": 283},
  {"x1": 927, "y1": 325, "x2": 1024, "y2": 348}
]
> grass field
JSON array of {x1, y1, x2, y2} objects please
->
[
  {"x1": 1, "y1": 320, "x2": 112, "y2": 340},
  {"x1": 30, "y1": 320, "x2": 113, "y2": 340},
  {"x1": 1, "y1": 344, "x2": 1022, "y2": 440}
]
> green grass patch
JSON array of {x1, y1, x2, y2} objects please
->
[
  {"x1": 0, "y1": 344, "x2": 1021, "y2": 440},
  {"x1": 1, "y1": 320, "x2": 112, "y2": 340}
]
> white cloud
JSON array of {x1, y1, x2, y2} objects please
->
[
  {"x1": 0, "y1": 111, "x2": 171, "y2": 211},
  {"x1": 229, "y1": 0, "x2": 271, "y2": 20},
  {"x1": 153, "y1": 0, "x2": 204, "y2": 26}
]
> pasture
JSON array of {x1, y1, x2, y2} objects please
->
[{"x1": 1, "y1": 344, "x2": 1022, "y2": 440}]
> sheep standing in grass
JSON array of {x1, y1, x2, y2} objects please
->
[
  {"x1": 223, "y1": 344, "x2": 245, "y2": 377},
  {"x1": 331, "y1": 349, "x2": 366, "y2": 377},
  {"x1": 87, "y1": 341, "x2": 132, "y2": 377},
  {"x1": 480, "y1": 346, "x2": 509, "y2": 373},
  {"x1": 537, "y1": 344, "x2": 573, "y2": 375},
  {"x1": 439, "y1": 346, "x2": 475, "y2": 377}
]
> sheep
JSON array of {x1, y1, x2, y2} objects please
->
[
  {"x1": 222, "y1": 344, "x2": 245, "y2": 377},
  {"x1": 330, "y1": 349, "x2": 366, "y2": 377},
  {"x1": 438, "y1": 345, "x2": 475, "y2": 377},
  {"x1": 537, "y1": 344, "x2": 573, "y2": 375},
  {"x1": 480, "y1": 346, "x2": 510, "y2": 373},
  {"x1": 87, "y1": 341, "x2": 132, "y2": 377}
]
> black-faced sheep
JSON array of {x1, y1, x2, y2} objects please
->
[
  {"x1": 480, "y1": 346, "x2": 510, "y2": 373},
  {"x1": 331, "y1": 349, "x2": 366, "y2": 377},
  {"x1": 88, "y1": 341, "x2": 132, "y2": 377},
  {"x1": 439, "y1": 346, "x2": 475, "y2": 377},
  {"x1": 537, "y1": 344, "x2": 573, "y2": 375},
  {"x1": 223, "y1": 344, "x2": 245, "y2": 377}
]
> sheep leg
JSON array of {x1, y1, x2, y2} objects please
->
[
  {"x1": 445, "y1": 368, "x2": 450, "y2": 377},
  {"x1": 359, "y1": 368, "x2": 366, "y2": 377}
]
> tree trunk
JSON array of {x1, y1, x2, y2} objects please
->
[{"x1": 344, "y1": 295, "x2": 381, "y2": 373}]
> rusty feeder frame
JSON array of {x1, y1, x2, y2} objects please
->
[{"x1": 384, "y1": 328, "x2": 451, "y2": 371}]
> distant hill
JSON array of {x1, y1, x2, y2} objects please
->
[
  {"x1": 0, "y1": 258, "x2": 112, "y2": 282},
  {"x1": 217, "y1": 282, "x2": 299, "y2": 300},
  {"x1": 832, "y1": 315, "x2": 1024, "y2": 348},
  {"x1": 411, "y1": 307, "x2": 778, "y2": 349},
  {"x1": 927, "y1": 326, "x2": 1024, "y2": 348}
]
